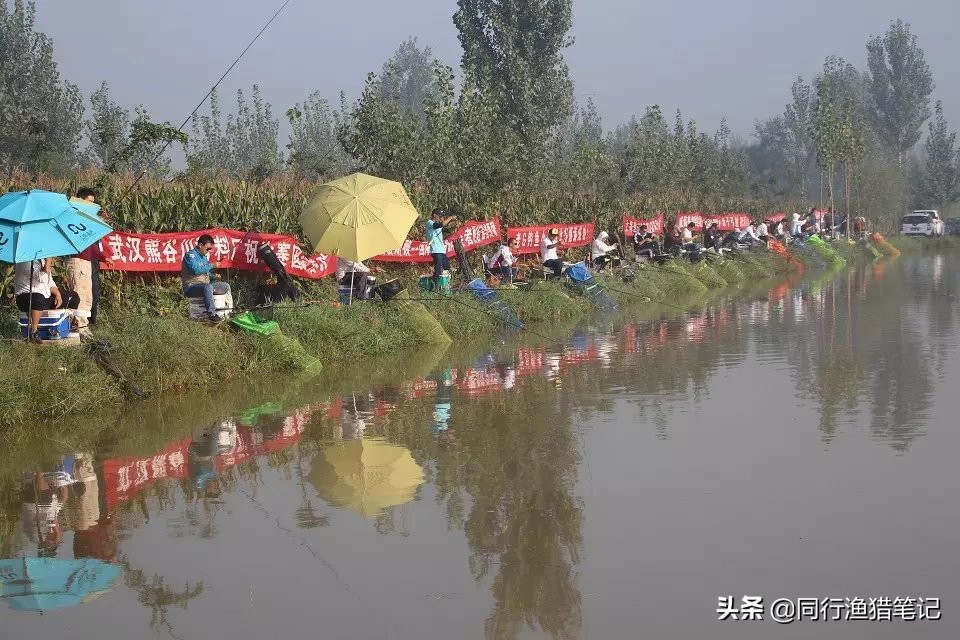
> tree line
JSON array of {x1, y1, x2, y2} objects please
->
[{"x1": 3, "y1": 0, "x2": 958, "y2": 227}]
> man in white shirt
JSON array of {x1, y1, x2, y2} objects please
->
[
  {"x1": 14, "y1": 259, "x2": 80, "y2": 341},
  {"x1": 540, "y1": 228, "x2": 564, "y2": 278},
  {"x1": 335, "y1": 257, "x2": 382, "y2": 300},
  {"x1": 590, "y1": 231, "x2": 619, "y2": 270},
  {"x1": 741, "y1": 223, "x2": 763, "y2": 246},
  {"x1": 791, "y1": 212, "x2": 802, "y2": 237},
  {"x1": 488, "y1": 238, "x2": 519, "y2": 283},
  {"x1": 757, "y1": 220, "x2": 770, "y2": 239},
  {"x1": 680, "y1": 222, "x2": 702, "y2": 253}
]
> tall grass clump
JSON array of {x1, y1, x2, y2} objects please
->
[
  {"x1": 0, "y1": 340, "x2": 121, "y2": 429},
  {"x1": 96, "y1": 314, "x2": 254, "y2": 395},
  {"x1": 500, "y1": 281, "x2": 587, "y2": 324},
  {"x1": 274, "y1": 303, "x2": 423, "y2": 362}
]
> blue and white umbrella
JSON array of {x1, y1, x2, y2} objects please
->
[
  {"x1": 0, "y1": 557, "x2": 122, "y2": 612},
  {"x1": 0, "y1": 190, "x2": 112, "y2": 264}
]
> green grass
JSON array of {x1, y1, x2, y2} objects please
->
[
  {"x1": 887, "y1": 235, "x2": 960, "y2": 253},
  {"x1": 0, "y1": 338, "x2": 121, "y2": 429}
]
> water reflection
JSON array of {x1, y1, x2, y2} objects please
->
[
  {"x1": 308, "y1": 439, "x2": 425, "y2": 519},
  {"x1": 1, "y1": 255, "x2": 958, "y2": 638}
]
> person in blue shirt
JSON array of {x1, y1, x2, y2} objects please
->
[
  {"x1": 182, "y1": 234, "x2": 231, "y2": 320},
  {"x1": 427, "y1": 208, "x2": 457, "y2": 291}
]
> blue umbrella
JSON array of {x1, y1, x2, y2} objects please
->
[
  {"x1": 0, "y1": 557, "x2": 122, "y2": 612},
  {"x1": 0, "y1": 190, "x2": 112, "y2": 264}
]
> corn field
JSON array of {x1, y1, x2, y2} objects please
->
[{"x1": 3, "y1": 169, "x2": 803, "y2": 241}]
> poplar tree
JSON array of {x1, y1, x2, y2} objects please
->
[
  {"x1": 916, "y1": 102, "x2": 960, "y2": 208},
  {"x1": 453, "y1": 0, "x2": 574, "y2": 145},
  {"x1": 0, "y1": 0, "x2": 83, "y2": 174},
  {"x1": 866, "y1": 19, "x2": 934, "y2": 167}
]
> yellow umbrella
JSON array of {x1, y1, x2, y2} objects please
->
[
  {"x1": 308, "y1": 438, "x2": 425, "y2": 518},
  {"x1": 299, "y1": 173, "x2": 419, "y2": 262}
]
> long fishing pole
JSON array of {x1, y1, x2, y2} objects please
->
[{"x1": 118, "y1": 0, "x2": 293, "y2": 201}]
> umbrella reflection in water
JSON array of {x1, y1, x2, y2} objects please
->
[{"x1": 308, "y1": 438, "x2": 425, "y2": 519}]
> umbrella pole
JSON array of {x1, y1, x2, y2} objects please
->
[{"x1": 26, "y1": 260, "x2": 34, "y2": 341}]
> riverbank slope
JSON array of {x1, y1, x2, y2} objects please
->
[{"x1": 0, "y1": 239, "x2": 896, "y2": 430}]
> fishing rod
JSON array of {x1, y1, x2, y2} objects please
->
[{"x1": 118, "y1": 0, "x2": 293, "y2": 201}]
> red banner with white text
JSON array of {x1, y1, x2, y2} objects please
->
[
  {"x1": 675, "y1": 212, "x2": 753, "y2": 231},
  {"x1": 374, "y1": 217, "x2": 502, "y2": 263},
  {"x1": 97, "y1": 228, "x2": 335, "y2": 278},
  {"x1": 622, "y1": 213, "x2": 665, "y2": 237},
  {"x1": 506, "y1": 222, "x2": 595, "y2": 255},
  {"x1": 702, "y1": 213, "x2": 753, "y2": 231},
  {"x1": 767, "y1": 212, "x2": 787, "y2": 223},
  {"x1": 675, "y1": 212, "x2": 704, "y2": 229}
]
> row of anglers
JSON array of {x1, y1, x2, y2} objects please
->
[
  {"x1": 9, "y1": 195, "x2": 853, "y2": 338},
  {"x1": 333, "y1": 207, "x2": 858, "y2": 301}
]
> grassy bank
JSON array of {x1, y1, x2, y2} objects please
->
[
  {"x1": 887, "y1": 235, "x2": 960, "y2": 253},
  {"x1": 0, "y1": 244, "x2": 869, "y2": 430}
]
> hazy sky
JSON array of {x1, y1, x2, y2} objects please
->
[{"x1": 33, "y1": 0, "x2": 960, "y2": 142}]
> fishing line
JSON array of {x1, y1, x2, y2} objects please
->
[{"x1": 118, "y1": 0, "x2": 293, "y2": 200}]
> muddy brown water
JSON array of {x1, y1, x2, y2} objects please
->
[{"x1": 1, "y1": 255, "x2": 958, "y2": 639}]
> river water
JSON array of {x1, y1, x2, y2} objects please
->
[{"x1": 2, "y1": 255, "x2": 958, "y2": 639}]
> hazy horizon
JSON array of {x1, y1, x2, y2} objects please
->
[{"x1": 32, "y1": 0, "x2": 960, "y2": 143}]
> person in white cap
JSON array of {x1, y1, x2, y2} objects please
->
[{"x1": 590, "y1": 231, "x2": 619, "y2": 270}]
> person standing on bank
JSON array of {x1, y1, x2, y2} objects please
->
[
  {"x1": 182, "y1": 234, "x2": 231, "y2": 321},
  {"x1": 64, "y1": 187, "x2": 103, "y2": 339},
  {"x1": 427, "y1": 208, "x2": 457, "y2": 291}
]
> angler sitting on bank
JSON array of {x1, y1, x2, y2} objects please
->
[
  {"x1": 632, "y1": 225, "x2": 660, "y2": 259},
  {"x1": 487, "y1": 237, "x2": 520, "y2": 284},
  {"x1": 540, "y1": 228, "x2": 565, "y2": 279},
  {"x1": 182, "y1": 234, "x2": 231, "y2": 321},
  {"x1": 681, "y1": 222, "x2": 702, "y2": 254},
  {"x1": 703, "y1": 223, "x2": 723, "y2": 252},
  {"x1": 590, "y1": 231, "x2": 620, "y2": 271},
  {"x1": 336, "y1": 256, "x2": 382, "y2": 300},
  {"x1": 14, "y1": 258, "x2": 80, "y2": 342}
]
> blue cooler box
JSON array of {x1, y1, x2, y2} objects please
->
[{"x1": 18, "y1": 310, "x2": 73, "y2": 340}]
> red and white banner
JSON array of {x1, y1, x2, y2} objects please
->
[
  {"x1": 622, "y1": 213, "x2": 665, "y2": 237},
  {"x1": 97, "y1": 228, "x2": 335, "y2": 279},
  {"x1": 674, "y1": 212, "x2": 753, "y2": 231},
  {"x1": 101, "y1": 405, "x2": 318, "y2": 510},
  {"x1": 374, "y1": 217, "x2": 502, "y2": 263},
  {"x1": 102, "y1": 438, "x2": 191, "y2": 511},
  {"x1": 702, "y1": 213, "x2": 753, "y2": 231},
  {"x1": 506, "y1": 222, "x2": 594, "y2": 255},
  {"x1": 675, "y1": 212, "x2": 705, "y2": 229}
]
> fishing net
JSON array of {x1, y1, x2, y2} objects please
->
[
  {"x1": 689, "y1": 262, "x2": 728, "y2": 288},
  {"x1": 871, "y1": 232, "x2": 901, "y2": 257},
  {"x1": 262, "y1": 332, "x2": 323, "y2": 374},
  {"x1": 230, "y1": 311, "x2": 280, "y2": 336},
  {"x1": 390, "y1": 289, "x2": 452, "y2": 345},
  {"x1": 465, "y1": 278, "x2": 524, "y2": 328},
  {"x1": 563, "y1": 263, "x2": 619, "y2": 311},
  {"x1": 806, "y1": 235, "x2": 846, "y2": 265}
]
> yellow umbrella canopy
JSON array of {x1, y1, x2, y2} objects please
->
[
  {"x1": 299, "y1": 172, "x2": 419, "y2": 262},
  {"x1": 308, "y1": 439, "x2": 425, "y2": 519}
]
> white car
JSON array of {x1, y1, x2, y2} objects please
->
[{"x1": 900, "y1": 210, "x2": 945, "y2": 237}]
